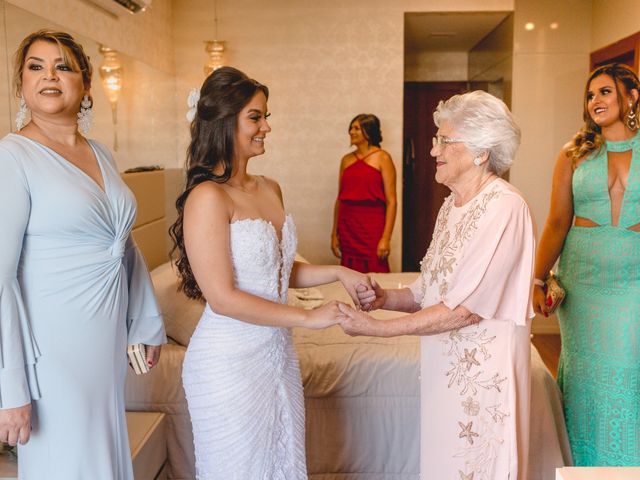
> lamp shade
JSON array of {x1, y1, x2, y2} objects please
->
[
  {"x1": 204, "y1": 40, "x2": 225, "y2": 76},
  {"x1": 99, "y1": 45, "x2": 123, "y2": 105}
]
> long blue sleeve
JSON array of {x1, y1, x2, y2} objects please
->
[
  {"x1": 124, "y1": 236, "x2": 166, "y2": 346},
  {"x1": 0, "y1": 145, "x2": 41, "y2": 408}
]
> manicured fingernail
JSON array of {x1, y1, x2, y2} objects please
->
[{"x1": 546, "y1": 297, "x2": 552, "y2": 306}]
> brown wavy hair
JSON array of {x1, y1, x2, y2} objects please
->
[
  {"x1": 14, "y1": 29, "x2": 93, "y2": 95},
  {"x1": 569, "y1": 63, "x2": 640, "y2": 165},
  {"x1": 169, "y1": 67, "x2": 269, "y2": 300}
]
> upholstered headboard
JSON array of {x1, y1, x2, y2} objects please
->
[{"x1": 121, "y1": 169, "x2": 168, "y2": 271}]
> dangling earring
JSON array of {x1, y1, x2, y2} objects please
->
[
  {"x1": 626, "y1": 100, "x2": 638, "y2": 131},
  {"x1": 77, "y1": 95, "x2": 94, "y2": 135},
  {"x1": 15, "y1": 97, "x2": 28, "y2": 131},
  {"x1": 473, "y1": 156, "x2": 482, "y2": 166}
]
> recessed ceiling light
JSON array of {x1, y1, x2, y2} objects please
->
[
  {"x1": 550, "y1": 22, "x2": 559, "y2": 30},
  {"x1": 525, "y1": 22, "x2": 535, "y2": 31}
]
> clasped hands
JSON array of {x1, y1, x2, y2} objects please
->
[{"x1": 311, "y1": 273, "x2": 387, "y2": 336}]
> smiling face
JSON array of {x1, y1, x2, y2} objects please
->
[
  {"x1": 234, "y1": 91, "x2": 271, "y2": 161},
  {"x1": 20, "y1": 40, "x2": 87, "y2": 122},
  {"x1": 586, "y1": 74, "x2": 624, "y2": 129},
  {"x1": 349, "y1": 120, "x2": 367, "y2": 146},
  {"x1": 430, "y1": 121, "x2": 476, "y2": 188}
]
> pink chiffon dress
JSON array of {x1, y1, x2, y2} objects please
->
[{"x1": 410, "y1": 178, "x2": 535, "y2": 480}]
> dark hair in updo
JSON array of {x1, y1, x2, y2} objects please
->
[
  {"x1": 350, "y1": 113, "x2": 382, "y2": 147},
  {"x1": 170, "y1": 66, "x2": 269, "y2": 300}
]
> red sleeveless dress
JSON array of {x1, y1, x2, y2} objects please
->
[{"x1": 337, "y1": 152, "x2": 390, "y2": 273}]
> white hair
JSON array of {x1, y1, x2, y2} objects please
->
[{"x1": 433, "y1": 90, "x2": 521, "y2": 175}]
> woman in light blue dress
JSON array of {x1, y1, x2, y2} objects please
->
[
  {"x1": 534, "y1": 63, "x2": 640, "y2": 465},
  {"x1": 0, "y1": 30, "x2": 165, "y2": 479}
]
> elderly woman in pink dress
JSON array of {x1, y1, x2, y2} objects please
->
[{"x1": 339, "y1": 91, "x2": 535, "y2": 480}]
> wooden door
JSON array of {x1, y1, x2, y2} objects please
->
[{"x1": 402, "y1": 82, "x2": 468, "y2": 271}]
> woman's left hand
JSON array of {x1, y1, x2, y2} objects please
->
[
  {"x1": 338, "y1": 303, "x2": 384, "y2": 337},
  {"x1": 377, "y1": 238, "x2": 391, "y2": 260},
  {"x1": 144, "y1": 344, "x2": 162, "y2": 369}
]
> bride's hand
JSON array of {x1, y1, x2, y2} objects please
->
[{"x1": 304, "y1": 300, "x2": 348, "y2": 329}]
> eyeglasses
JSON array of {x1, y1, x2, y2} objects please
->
[{"x1": 432, "y1": 135, "x2": 464, "y2": 148}]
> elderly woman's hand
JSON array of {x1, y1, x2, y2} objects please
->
[
  {"x1": 338, "y1": 303, "x2": 385, "y2": 336},
  {"x1": 532, "y1": 285, "x2": 549, "y2": 317},
  {"x1": 356, "y1": 277, "x2": 387, "y2": 312},
  {"x1": 336, "y1": 267, "x2": 373, "y2": 309},
  {"x1": 0, "y1": 403, "x2": 31, "y2": 446}
]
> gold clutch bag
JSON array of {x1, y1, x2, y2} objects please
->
[
  {"x1": 127, "y1": 344, "x2": 150, "y2": 375},
  {"x1": 545, "y1": 272, "x2": 566, "y2": 314}
]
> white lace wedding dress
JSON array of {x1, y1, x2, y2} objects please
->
[{"x1": 182, "y1": 215, "x2": 307, "y2": 480}]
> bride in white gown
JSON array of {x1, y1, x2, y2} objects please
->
[{"x1": 171, "y1": 67, "x2": 371, "y2": 479}]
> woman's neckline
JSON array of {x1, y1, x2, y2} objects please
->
[{"x1": 605, "y1": 130, "x2": 639, "y2": 153}]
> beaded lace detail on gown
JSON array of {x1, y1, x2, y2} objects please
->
[{"x1": 182, "y1": 215, "x2": 307, "y2": 480}]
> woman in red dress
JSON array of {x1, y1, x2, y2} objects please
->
[{"x1": 331, "y1": 114, "x2": 397, "y2": 273}]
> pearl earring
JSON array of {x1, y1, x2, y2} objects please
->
[{"x1": 473, "y1": 157, "x2": 482, "y2": 166}]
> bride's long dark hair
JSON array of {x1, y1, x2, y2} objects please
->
[{"x1": 169, "y1": 67, "x2": 269, "y2": 300}]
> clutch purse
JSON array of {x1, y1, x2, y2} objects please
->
[
  {"x1": 545, "y1": 272, "x2": 566, "y2": 314},
  {"x1": 127, "y1": 343, "x2": 150, "y2": 375}
]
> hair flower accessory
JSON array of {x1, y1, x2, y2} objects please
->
[{"x1": 186, "y1": 87, "x2": 200, "y2": 122}]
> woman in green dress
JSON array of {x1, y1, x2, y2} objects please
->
[{"x1": 534, "y1": 63, "x2": 639, "y2": 466}]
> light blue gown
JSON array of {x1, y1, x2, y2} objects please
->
[{"x1": 0, "y1": 133, "x2": 166, "y2": 479}]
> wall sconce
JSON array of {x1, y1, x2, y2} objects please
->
[
  {"x1": 203, "y1": 0, "x2": 226, "y2": 76},
  {"x1": 204, "y1": 40, "x2": 226, "y2": 76},
  {"x1": 99, "y1": 45, "x2": 123, "y2": 151}
]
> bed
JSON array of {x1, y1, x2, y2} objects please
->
[
  {"x1": 123, "y1": 169, "x2": 571, "y2": 479},
  {"x1": 126, "y1": 263, "x2": 572, "y2": 480}
]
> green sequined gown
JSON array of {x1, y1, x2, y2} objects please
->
[{"x1": 556, "y1": 131, "x2": 640, "y2": 466}]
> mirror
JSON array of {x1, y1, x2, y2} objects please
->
[{"x1": 0, "y1": 1, "x2": 178, "y2": 171}]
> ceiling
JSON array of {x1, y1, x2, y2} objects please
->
[{"x1": 405, "y1": 12, "x2": 510, "y2": 53}]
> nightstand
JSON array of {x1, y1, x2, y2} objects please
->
[{"x1": 0, "y1": 411, "x2": 167, "y2": 480}]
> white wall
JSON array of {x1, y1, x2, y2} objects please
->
[
  {"x1": 510, "y1": 0, "x2": 592, "y2": 333},
  {"x1": 591, "y1": 0, "x2": 640, "y2": 51},
  {"x1": 172, "y1": 0, "x2": 514, "y2": 268},
  {"x1": 6, "y1": 0, "x2": 174, "y2": 73},
  {"x1": 405, "y1": 51, "x2": 468, "y2": 82}
]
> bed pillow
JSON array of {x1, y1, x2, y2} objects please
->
[{"x1": 151, "y1": 262, "x2": 204, "y2": 346}]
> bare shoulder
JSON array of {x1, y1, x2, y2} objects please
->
[
  {"x1": 185, "y1": 181, "x2": 233, "y2": 219},
  {"x1": 376, "y1": 149, "x2": 395, "y2": 168},
  {"x1": 340, "y1": 152, "x2": 357, "y2": 169}
]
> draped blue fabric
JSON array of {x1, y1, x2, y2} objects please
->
[{"x1": 0, "y1": 134, "x2": 165, "y2": 479}]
